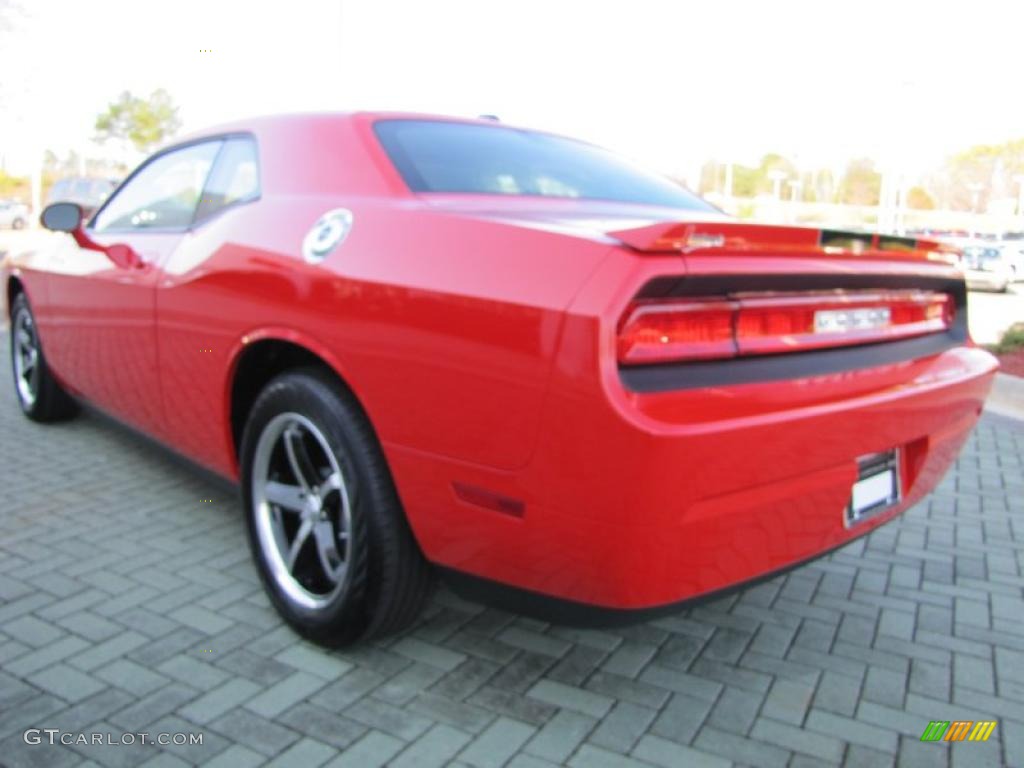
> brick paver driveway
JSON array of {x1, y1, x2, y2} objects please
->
[{"x1": 1, "y1": 331, "x2": 1022, "y2": 768}]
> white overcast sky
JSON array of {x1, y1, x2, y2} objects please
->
[{"x1": 1, "y1": 0, "x2": 1022, "y2": 179}]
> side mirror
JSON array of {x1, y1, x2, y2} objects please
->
[
  {"x1": 40, "y1": 201, "x2": 144, "y2": 270},
  {"x1": 40, "y1": 202, "x2": 83, "y2": 232}
]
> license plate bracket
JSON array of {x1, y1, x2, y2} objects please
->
[{"x1": 846, "y1": 450, "x2": 900, "y2": 526}]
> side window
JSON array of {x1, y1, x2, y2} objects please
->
[
  {"x1": 194, "y1": 137, "x2": 260, "y2": 223},
  {"x1": 92, "y1": 141, "x2": 222, "y2": 232}
]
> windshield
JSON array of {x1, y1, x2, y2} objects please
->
[{"x1": 374, "y1": 119, "x2": 714, "y2": 211}]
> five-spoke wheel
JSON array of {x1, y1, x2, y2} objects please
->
[
  {"x1": 240, "y1": 368, "x2": 432, "y2": 646},
  {"x1": 12, "y1": 303, "x2": 40, "y2": 409},
  {"x1": 8, "y1": 292, "x2": 77, "y2": 422},
  {"x1": 252, "y1": 413, "x2": 353, "y2": 609}
]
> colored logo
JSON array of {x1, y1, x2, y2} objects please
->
[
  {"x1": 302, "y1": 209, "x2": 353, "y2": 264},
  {"x1": 920, "y1": 720, "x2": 997, "y2": 742}
]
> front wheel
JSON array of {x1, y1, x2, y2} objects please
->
[
  {"x1": 9, "y1": 293, "x2": 77, "y2": 421},
  {"x1": 240, "y1": 368, "x2": 433, "y2": 646}
]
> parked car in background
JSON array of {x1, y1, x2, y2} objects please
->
[
  {"x1": 4, "y1": 113, "x2": 998, "y2": 646},
  {"x1": 958, "y1": 242, "x2": 1013, "y2": 291},
  {"x1": 46, "y1": 177, "x2": 119, "y2": 219},
  {"x1": 0, "y1": 200, "x2": 29, "y2": 229},
  {"x1": 996, "y1": 240, "x2": 1024, "y2": 281}
]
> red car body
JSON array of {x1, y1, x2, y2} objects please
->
[{"x1": 4, "y1": 112, "x2": 998, "y2": 619}]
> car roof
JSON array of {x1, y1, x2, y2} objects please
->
[
  {"x1": 168, "y1": 111, "x2": 551, "y2": 198},
  {"x1": 177, "y1": 111, "x2": 517, "y2": 142}
]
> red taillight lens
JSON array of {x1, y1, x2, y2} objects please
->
[
  {"x1": 617, "y1": 291, "x2": 954, "y2": 365},
  {"x1": 617, "y1": 300, "x2": 736, "y2": 364}
]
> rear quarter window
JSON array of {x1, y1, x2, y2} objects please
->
[{"x1": 194, "y1": 137, "x2": 260, "y2": 223}]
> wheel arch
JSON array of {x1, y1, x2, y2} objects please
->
[
  {"x1": 226, "y1": 330, "x2": 377, "y2": 467},
  {"x1": 6, "y1": 274, "x2": 25, "y2": 317}
]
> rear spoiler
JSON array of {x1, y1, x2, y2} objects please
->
[{"x1": 609, "y1": 221, "x2": 961, "y2": 262}]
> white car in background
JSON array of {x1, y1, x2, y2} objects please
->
[
  {"x1": 959, "y1": 242, "x2": 1013, "y2": 292},
  {"x1": 0, "y1": 200, "x2": 29, "y2": 230},
  {"x1": 996, "y1": 240, "x2": 1024, "y2": 282}
]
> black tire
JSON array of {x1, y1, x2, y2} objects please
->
[
  {"x1": 240, "y1": 368, "x2": 433, "y2": 646},
  {"x1": 11, "y1": 218, "x2": 25, "y2": 230},
  {"x1": 9, "y1": 292, "x2": 78, "y2": 422}
]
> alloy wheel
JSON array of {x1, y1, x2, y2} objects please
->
[
  {"x1": 13, "y1": 307, "x2": 40, "y2": 408},
  {"x1": 251, "y1": 412, "x2": 353, "y2": 610}
]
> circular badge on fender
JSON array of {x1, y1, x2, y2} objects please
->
[{"x1": 302, "y1": 209, "x2": 353, "y2": 263}]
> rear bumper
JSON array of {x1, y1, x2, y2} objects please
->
[
  {"x1": 392, "y1": 343, "x2": 997, "y2": 614},
  {"x1": 438, "y1": 527, "x2": 882, "y2": 627}
]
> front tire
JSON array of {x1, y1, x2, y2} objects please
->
[
  {"x1": 240, "y1": 368, "x2": 433, "y2": 646},
  {"x1": 9, "y1": 293, "x2": 78, "y2": 422}
]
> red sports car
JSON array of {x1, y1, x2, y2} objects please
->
[{"x1": 4, "y1": 113, "x2": 997, "y2": 645}]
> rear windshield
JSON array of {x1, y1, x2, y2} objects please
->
[{"x1": 374, "y1": 119, "x2": 714, "y2": 211}]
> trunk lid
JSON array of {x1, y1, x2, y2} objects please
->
[{"x1": 419, "y1": 195, "x2": 960, "y2": 266}]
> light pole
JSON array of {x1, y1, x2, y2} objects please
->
[
  {"x1": 966, "y1": 182, "x2": 984, "y2": 238},
  {"x1": 30, "y1": 149, "x2": 42, "y2": 222},
  {"x1": 786, "y1": 179, "x2": 804, "y2": 224},
  {"x1": 967, "y1": 182, "x2": 984, "y2": 213},
  {"x1": 768, "y1": 170, "x2": 787, "y2": 200}
]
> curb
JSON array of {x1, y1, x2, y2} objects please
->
[{"x1": 984, "y1": 372, "x2": 1024, "y2": 422}]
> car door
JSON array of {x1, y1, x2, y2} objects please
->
[
  {"x1": 155, "y1": 136, "x2": 262, "y2": 472},
  {"x1": 44, "y1": 140, "x2": 223, "y2": 437}
]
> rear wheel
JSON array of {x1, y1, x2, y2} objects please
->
[
  {"x1": 11, "y1": 218, "x2": 25, "y2": 230},
  {"x1": 240, "y1": 368, "x2": 433, "y2": 646},
  {"x1": 9, "y1": 293, "x2": 77, "y2": 422}
]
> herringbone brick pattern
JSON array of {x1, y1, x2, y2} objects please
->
[{"x1": 1, "y1": 332, "x2": 1022, "y2": 767}]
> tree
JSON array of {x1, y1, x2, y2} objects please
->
[
  {"x1": 939, "y1": 139, "x2": 1024, "y2": 211},
  {"x1": 0, "y1": 169, "x2": 29, "y2": 200},
  {"x1": 729, "y1": 164, "x2": 761, "y2": 198},
  {"x1": 838, "y1": 158, "x2": 882, "y2": 206},
  {"x1": 695, "y1": 161, "x2": 757, "y2": 198},
  {"x1": 810, "y1": 169, "x2": 837, "y2": 203},
  {"x1": 906, "y1": 186, "x2": 935, "y2": 210},
  {"x1": 94, "y1": 89, "x2": 182, "y2": 153},
  {"x1": 43, "y1": 149, "x2": 79, "y2": 175},
  {"x1": 698, "y1": 154, "x2": 799, "y2": 198}
]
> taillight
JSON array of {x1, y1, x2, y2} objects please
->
[
  {"x1": 617, "y1": 291, "x2": 954, "y2": 365},
  {"x1": 616, "y1": 300, "x2": 735, "y2": 364}
]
